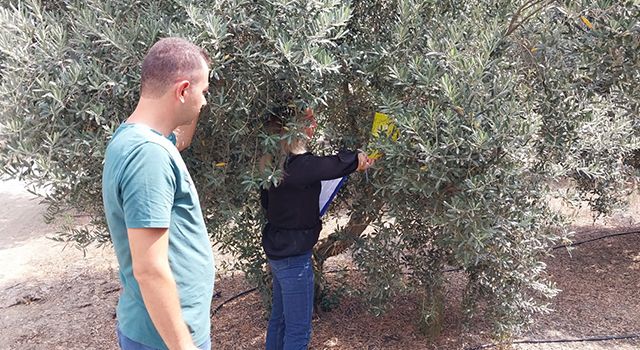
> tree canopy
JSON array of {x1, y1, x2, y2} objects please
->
[{"x1": 1, "y1": 0, "x2": 638, "y2": 339}]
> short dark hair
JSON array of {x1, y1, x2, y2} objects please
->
[{"x1": 140, "y1": 37, "x2": 210, "y2": 98}]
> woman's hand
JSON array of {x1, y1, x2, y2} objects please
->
[{"x1": 357, "y1": 151, "x2": 375, "y2": 172}]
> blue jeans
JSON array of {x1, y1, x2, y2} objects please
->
[
  {"x1": 117, "y1": 327, "x2": 211, "y2": 350},
  {"x1": 265, "y1": 250, "x2": 314, "y2": 350}
]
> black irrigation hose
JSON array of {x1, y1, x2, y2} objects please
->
[
  {"x1": 448, "y1": 229, "x2": 640, "y2": 274},
  {"x1": 466, "y1": 333, "x2": 640, "y2": 350},
  {"x1": 213, "y1": 288, "x2": 640, "y2": 349},
  {"x1": 212, "y1": 230, "x2": 640, "y2": 317},
  {"x1": 212, "y1": 268, "x2": 352, "y2": 316},
  {"x1": 452, "y1": 230, "x2": 640, "y2": 349},
  {"x1": 212, "y1": 287, "x2": 258, "y2": 316},
  {"x1": 552, "y1": 229, "x2": 640, "y2": 250}
]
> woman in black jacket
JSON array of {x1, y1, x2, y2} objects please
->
[{"x1": 260, "y1": 108, "x2": 374, "y2": 350}]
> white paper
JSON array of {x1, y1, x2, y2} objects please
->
[{"x1": 319, "y1": 176, "x2": 347, "y2": 217}]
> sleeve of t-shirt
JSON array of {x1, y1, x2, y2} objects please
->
[
  {"x1": 120, "y1": 142, "x2": 176, "y2": 229},
  {"x1": 299, "y1": 150, "x2": 359, "y2": 184},
  {"x1": 167, "y1": 132, "x2": 177, "y2": 146}
]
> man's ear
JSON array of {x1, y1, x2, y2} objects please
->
[{"x1": 175, "y1": 80, "x2": 190, "y2": 103}]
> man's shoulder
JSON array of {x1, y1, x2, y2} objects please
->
[{"x1": 108, "y1": 124, "x2": 176, "y2": 160}]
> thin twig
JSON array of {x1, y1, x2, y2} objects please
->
[{"x1": 506, "y1": 0, "x2": 555, "y2": 37}]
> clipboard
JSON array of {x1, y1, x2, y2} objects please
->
[{"x1": 319, "y1": 176, "x2": 347, "y2": 217}]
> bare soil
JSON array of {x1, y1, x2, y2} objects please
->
[{"x1": 1, "y1": 179, "x2": 639, "y2": 350}]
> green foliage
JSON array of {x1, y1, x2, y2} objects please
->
[
  {"x1": 1, "y1": 0, "x2": 638, "y2": 340},
  {"x1": 317, "y1": 270, "x2": 349, "y2": 312}
]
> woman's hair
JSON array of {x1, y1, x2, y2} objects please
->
[{"x1": 260, "y1": 106, "x2": 310, "y2": 173}]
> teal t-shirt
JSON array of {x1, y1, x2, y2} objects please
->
[{"x1": 102, "y1": 123, "x2": 215, "y2": 349}]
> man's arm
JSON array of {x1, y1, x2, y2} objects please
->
[
  {"x1": 173, "y1": 119, "x2": 198, "y2": 151},
  {"x1": 128, "y1": 227, "x2": 198, "y2": 350}
]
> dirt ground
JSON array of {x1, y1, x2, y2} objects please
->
[{"x1": 1, "y1": 179, "x2": 639, "y2": 350}]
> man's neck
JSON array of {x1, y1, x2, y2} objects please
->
[{"x1": 127, "y1": 97, "x2": 176, "y2": 136}]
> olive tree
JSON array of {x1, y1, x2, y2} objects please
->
[{"x1": 1, "y1": 0, "x2": 638, "y2": 339}]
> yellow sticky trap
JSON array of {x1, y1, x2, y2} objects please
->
[
  {"x1": 369, "y1": 112, "x2": 399, "y2": 159},
  {"x1": 371, "y1": 112, "x2": 399, "y2": 139},
  {"x1": 215, "y1": 162, "x2": 226, "y2": 167},
  {"x1": 580, "y1": 16, "x2": 593, "y2": 29}
]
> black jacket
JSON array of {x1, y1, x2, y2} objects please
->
[{"x1": 261, "y1": 150, "x2": 359, "y2": 259}]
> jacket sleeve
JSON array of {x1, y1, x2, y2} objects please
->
[{"x1": 299, "y1": 150, "x2": 359, "y2": 184}]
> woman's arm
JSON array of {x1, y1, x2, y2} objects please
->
[{"x1": 301, "y1": 150, "x2": 375, "y2": 183}]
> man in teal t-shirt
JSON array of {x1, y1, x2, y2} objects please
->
[{"x1": 102, "y1": 38, "x2": 214, "y2": 350}]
